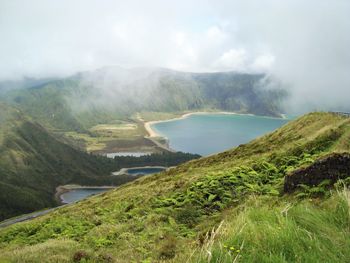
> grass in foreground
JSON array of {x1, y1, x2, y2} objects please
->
[
  {"x1": 193, "y1": 189, "x2": 350, "y2": 263},
  {"x1": 0, "y1": 112, "x2": 350, "y2": 262},
  {"x1": 0, "y1": 190, "x2": 348, "y2": 263}
]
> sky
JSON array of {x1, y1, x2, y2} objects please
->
[{"x1": 0, "y1": 0, "x2": 349, "y2": 112}]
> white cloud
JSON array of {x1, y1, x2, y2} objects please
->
[
  {"x1": 112, "y1": 24, "x2": 128, "y2": 41},
  {"x1": 214, "y1": 49, "x2": 247, "y2": 71},
  {"x1": 0, "y1": 0, "x2": 350, "y2": 112},
  {"x1": 173, "y1": 32, "x2": 186, "y2": 46},
  {"x1": 251, "y1": 54, "x2": 275, "y2": 72},
  {"x1": 206, "y1": 26, "x2": 227, "y2": 42}
]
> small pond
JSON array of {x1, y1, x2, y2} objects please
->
[
  {"x1": 126, "y1": 167, "x2": 166, "y2": 175},
  {"x1": 113, "y1": 166, "x2": 167, "y2": 176},
  {"x1": 60, "y1": 188, "x2": 111, "y2": 204},
  {"x1": 106, "y1": 152, "x2": 152, "y2": 158}
]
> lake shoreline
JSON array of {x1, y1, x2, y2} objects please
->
[
  {"x1": 144, "y1": 111, "x2": 286, "y2": 138},
  {"x1": 144, "y1": 111, "x2": 242, "y2": 138},
  {"x1": 55, "y1": 185, "x2": 115, "y2": 204},
  {"x1": 144, "y1": 111, "x2": 289, "y2": 156},
  {"x1": 112, "y1": 165, "x2": 168, "y2": 176}
]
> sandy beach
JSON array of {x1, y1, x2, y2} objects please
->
[
  {"x1": 144, "y1": 111, "x2": 240, "y2": 138},
  {"x1": 144, "y1": 121, "x2": 163, "y2": 137},
  {"x1": 143, "y1": 110, "x2": 287, "y2": 155},
  {"x1": 144, "y1": 110, "x2": 288, "y2": 138}
]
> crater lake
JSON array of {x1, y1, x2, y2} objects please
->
[{"x1": 151, "y1": 113, "x2": 291, "y2": 156}]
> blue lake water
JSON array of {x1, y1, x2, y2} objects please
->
[
  {"x1": 106, "y1": 152, "x2": 152, "y2": 158},
  {"x1": 151, "y1": 113, "x2": 290, "y2": 156},
  {"x1": 126, "y1": 167, "x2": 166, "y2": 175},
  {"x1": 60, "y1": 188, "x2": 111, "y2": 204}
]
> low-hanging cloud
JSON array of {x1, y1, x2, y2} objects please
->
[{"x1": 0, "y1": 0, "x2": 349, "y2": 113}]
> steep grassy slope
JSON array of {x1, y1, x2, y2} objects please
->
[
  {"x1": 1, "y1": 68, "x2": 287, "y2": 132},
  {"x1": 191, "y1": 72, "x2": 285, "y2": 116},
  {"x1": 0, "y1": 77, "x2": 56, "y2": 95},
  {"x1": 1, "y1": 79, "x2": 124, "y2": 132},
  {"x1": 0, "y1": 103, "x2": 135, "y2": 220},
  {"x1": 0, "y1": 112, "x2": 349, "y2": 262},
  {"x1": 0, "y1": 103, "x2": 199, "y2": 221}
]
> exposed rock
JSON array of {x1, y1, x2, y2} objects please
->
[{"x1": 284, "y1": 153, "x2": 350, "y2": 192}]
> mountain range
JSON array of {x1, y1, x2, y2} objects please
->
[
  {"x1": 2, "y1": 68, "x2": 349, "y2": 262},
  {"x1": 0, "y1": 103, "x2": 129, "y2": 220},
  {"x1": 0, "y1": 67, "x2": 287, "y2": 132},
  {"x1": 0, "y1": 67, "x2": 289, "y2": 220},
  {"x1": 0, "y1": 112, "x2": 349, "y2": 262}
]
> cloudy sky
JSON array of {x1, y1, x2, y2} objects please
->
[{"x1": 1, "y1": 0, "x2": 349, "y2": 111}]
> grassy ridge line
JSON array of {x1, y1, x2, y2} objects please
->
[
  {"x1": 0, "y1": 103, "x2": 200, "y2": 220},
  {"x1": 0, "y1": 107, "x2": 125, "y2": 220},
  {"x1": 0, "y1": 70, "x2": 286, "y2": 155},
  {"x1": 0, "y1": 69, "x2": 286, "y2": 133},
  {"x1": 0, "y1": 112, "x2": 349, "y2": 262}
]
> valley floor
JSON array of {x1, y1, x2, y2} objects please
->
[{"x1": 65, "y1": 110, "x2": 257, "y2": 156}]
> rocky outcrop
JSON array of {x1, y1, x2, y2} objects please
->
[{"x1": 284, "y1": 153, "x2": 350, "y2": 192}]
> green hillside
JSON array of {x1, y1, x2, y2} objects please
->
[
  {"x1": 1, "y1": 68, "x2": 287, "y2": 132},
  {"x1": 0, "y1": 103, "x2": 138, "y2": 220},
  {"x1": 1, "y1": 79, "x2": 124, "y2": 132},
  {"x1": 0, "y1": 112, "x2": 349, "y2": 262},
  {"x1": 0, "y1": 102, "x2": 200, "y2": 221}
]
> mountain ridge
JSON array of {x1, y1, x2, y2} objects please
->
[
  {"x1": 0, "y1": 103, "x2": 133, "y2": 220},
  {"x1": 0, "y1": 102, "x2": 200, "y2": 221},
  {"x1": 0, "y1": 112, "x2": 349, "y2": 262},
  {"x1": 0, "y1": 67, "x2": 287, "y2": 132}
]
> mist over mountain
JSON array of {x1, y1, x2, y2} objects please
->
[
  {"x1": 1, "y1": 0, "x2": 349, "y2": 114},
  {"x1": 74, "y1": 66, "x2": 287, "y2": 114},
  {"x1": 0, "y1": 67, "x2": 286, "y2": 132},
  {"x1": 1, "y1": 1, "x2": 350, "y2": 262}
]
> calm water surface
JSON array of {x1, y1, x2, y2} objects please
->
[
  {"x1": 126, "y1": 167, "x2": 166, "y2": 175},
  {"x1": 151, "y1": 114, "x2": 290, "y2": 156},
  {"x1": 60, "y1": 188, "x2": 110, "y2": 204},
  {"x1": 106, "y1": 152, "x2": 152, "y2": 158}
]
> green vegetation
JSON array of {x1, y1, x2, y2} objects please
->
[
  {"x1": 0, "y1": 103, "x2": 126, "y2": 220},
  {"x1": 191, "y1": 72, "x2": 286, "y2": 117},
  {"x1": 63, "y1": 131, "x2": 108, "y2": 152},
  {"x1": 0, "y1": 68, "x2": 287, "y2": 158},
  {"x1": 0, "y1": 69, "x2": 286, "y2": 134},
  {"x1": 193, "y1": 190, "x2": 350, "y2": 263},
  {"x1": 135, "y1": 111, "x2": 182, "y2": 122},
  {"x1": 1, "y1": 79, "x2": 129, "y2": 132},
  {"x1": 0, "y1": 112, "x2": 349, "y2": 262},
  {"x1": 64, "y1": 120, "x2": 148, "y2": 153},
  {"x1": 111, "y1": 152, "x2": 201, "y2": 169},
  {"x1": 0, "y1": 103, "x2": 199, "y2": 221}
]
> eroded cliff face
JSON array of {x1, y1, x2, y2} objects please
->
[{"x1": 284, "y1": 153, "x2": 350, "y2": 192}]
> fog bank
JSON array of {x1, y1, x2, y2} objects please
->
[{"x1": 0, "y1": 0, "x2": 349, "y2": 113}]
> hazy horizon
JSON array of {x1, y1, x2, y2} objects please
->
[{"x1": 1, "y1": 0, "x2": 350, "y2": 113}]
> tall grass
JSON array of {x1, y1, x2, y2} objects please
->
[
  {"x1": 1, "y1": 112, "x2": 350, "y2": 262},
  {"x1": 193, "y1": 190, "x2": 350, "y2": 263}
]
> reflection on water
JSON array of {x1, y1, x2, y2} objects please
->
[
  {"x1": 126, "y1": 167, "x2": 166, "y2": 175},
  {"x1": 60, "y1": 188, "x2": 111, "y2": 204},
  {"x1": 152, "y1": 113, "x2": 290, "y2": 156},
  {"x1": 106, "y1": 152, "x2": 152, "y2": 158}
]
